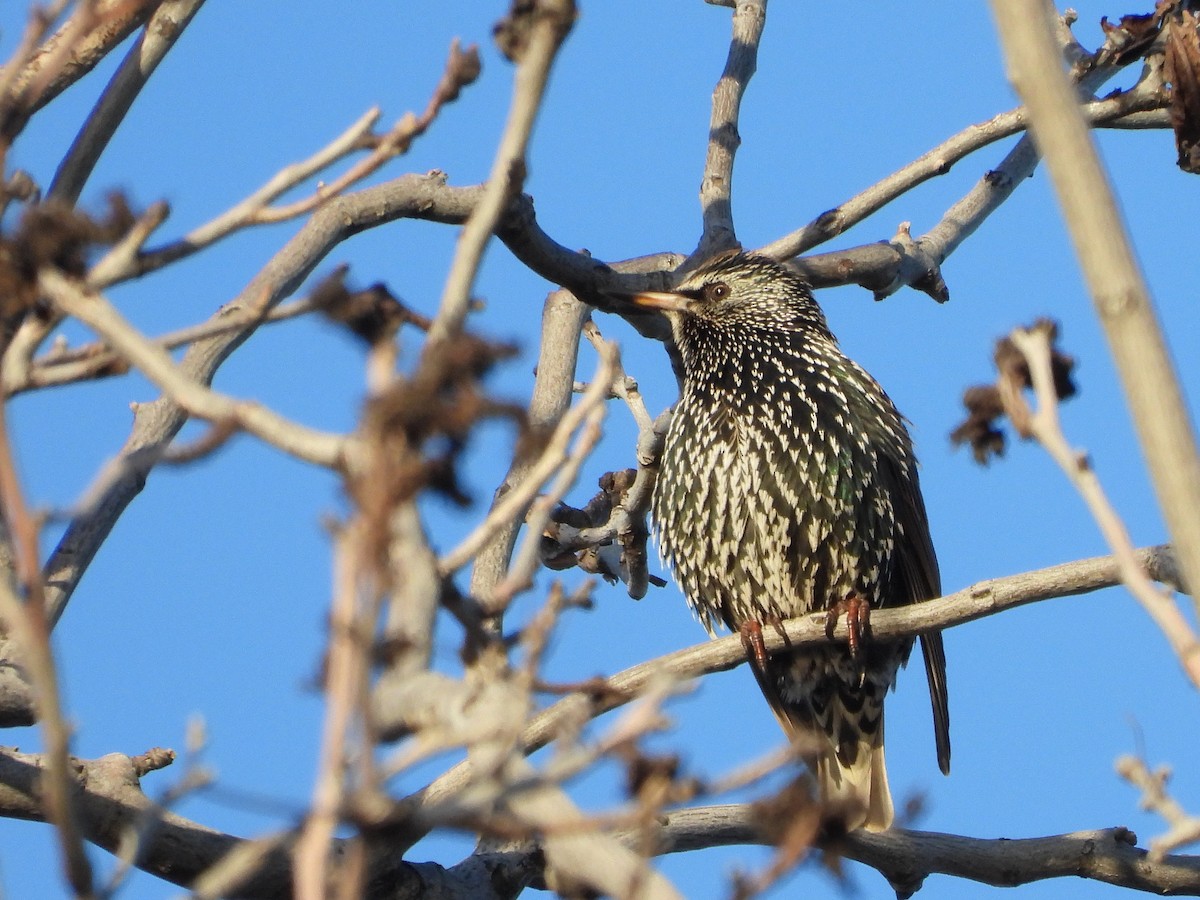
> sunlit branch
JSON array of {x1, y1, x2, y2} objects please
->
[
  {"x1": 395, "y1": 545, "x2": 1181, "y2": 852},
  {"x1": 989, "y1": 0, "x2": 1200, "y2": 635},
  {"x1": 40, "y1": 270, "x2": 348, "y2": 470},
  {"x1": 695, "y1": 0, "x2": 767, "y2": 258},
  {"x1": 48, "y1": 0, "x2": 206, "y2": 205}
]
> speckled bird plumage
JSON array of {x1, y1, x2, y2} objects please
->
[{"x1": 642, "y1": 251, "x2": 949, "y2": 832}]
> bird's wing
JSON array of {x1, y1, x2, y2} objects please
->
[{"x1": 879, "y1": 450, "x2": 950, "y2": 775}]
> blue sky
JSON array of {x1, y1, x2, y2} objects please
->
[{"x1": 3, "y1": 2, "x2": 1200, "y2": 898}]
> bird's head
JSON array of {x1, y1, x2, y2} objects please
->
[{"x1": 625, "y1": 251, "x2": 829, "y2": 339}]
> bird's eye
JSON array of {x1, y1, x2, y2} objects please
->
[{"x1": 705, "y1": 282, "x2": 730, "y2": 302}]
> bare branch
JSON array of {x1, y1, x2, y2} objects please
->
[
  {"x1": 0, "y1": 0, "x2": 73, "y2": 115},
  {"x1": 7, "y1": 744, "x2": 1200, "y2": 898},
  {"x1": 543, "y1": 330, "x2": 665, "y2": 599},
  {"x1": 113, "y1": 107, "x2": 378, "y2": 282},
  {"x1": 490, "y1": 397, "x2": 606, "y2": 607},
  {"x1": 95, "y1": 40, "x2": 479, "y2": 286},
  {"x1": 494, "y1": 755, "x2": 685, "y2": 900},
  {"x1": 395, "y1": 545, "x2": 1182, "y2": 851},
  {"x1": 84, "y1": 198, "x2": 171, "y2": 288},
  {"x1": 8, "y1": 287, "x2": 325, "y2": 396},
  {"x1": 990, "y1": 0, "x2": 1200, "y2": 628},
  {"x1": 424, "y1": 1, "x2": 575, "y2": 350},
  {"x1": 32, "y1": 173, "x2": 509, "y2": 633},
  {"x1": 1003, "y1": 323, "x2": 1200, "y2": 689},
  {"x1": 695, "y1": 0, "x2": 767, "y2": 258},
  {"x1": 0, "y1": 636, "x2": 35, "y2": 727},
  {"x1": 759, "y1": 67, "x2": 1164, "y2": 264},
  {"x1": 0, "y1": 402, "x2": 91, "y2": 892},
  {"x1": 764, "y1": 26, "x2": 1163, "y2": 301},
  {"x1": 0, "y1": 0, "x2": 156, "y2": 149},
  {"x1": 294, "y1": 527, "x2": 371, "y2": 900},
  {"x1": 1117, "y1": 755, "x2": 1200, "y2": 861},
  {"x1": 257, "y1": 40, "x2": 480, "y2": 225},
  {"x1": 641, "y1": 806, "x2": 1200, "y2": 896},
  {"x1": 438, "y1": 336, "x2": 616, "y2": 590},
  {"x1": 457, "y1": 289, "x2": 589, "y2": 614},
  {"x1": 48, "y1": 0, "x2": 206, "y2": 205},
  {"x1": 39, "y1": 269, "x2": 348, "y2": 469}
]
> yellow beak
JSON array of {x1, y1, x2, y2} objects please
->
[{"x1": 627, "y1": 290, "x2": 691, "y2": 313}]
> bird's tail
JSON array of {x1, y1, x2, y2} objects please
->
[
  {"x1": 814, "y1": 733, "x2": 893, "y2": 832},
  {"x1": 755, "y1": 655, "x2": 896, "y2": 832}
]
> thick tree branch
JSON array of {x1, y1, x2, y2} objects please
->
[
  {"x1": 644, "y1": 806, "x2": 1200, "y2": 896},
  {"x1": 0, "y1": 747, "x2": 439, "y2": 900},
  {"x1": 7, "y1": 745, "x2": 1200, "y2": 899}
]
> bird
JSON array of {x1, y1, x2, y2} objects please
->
[{"x1": 627, "y1": 250, "x2": 949, "y2": 832}]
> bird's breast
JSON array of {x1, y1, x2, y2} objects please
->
[{"x1": 653, "y1": 373, "x2": 898, "y2": 634}]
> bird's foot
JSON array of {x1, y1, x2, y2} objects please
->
[
  {"x1": 740, "y1": 618, "x2": 788, "y2": 708},
  {"x1": 824, "y1": 592, "x2": 872, "y2": 661},
  {"x1": 740, "y1": 619, "x2": 771, "y2": 672}
]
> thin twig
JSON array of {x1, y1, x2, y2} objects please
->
[
  {"x1": 11, "y1": 288, "x2": 328, "y2": 396},
  {"x1": 113, "y1": 106, "x2": 380, "y2": 282},
  {"x1": 0, "y1": 401, "x2": 93, "y2": 894},
  {"x1": 695, "y1": 0, "x2": 767, "y2": 258},
  {"x1": 40, "y1": 269, "x2": 348, "y2": 469},
  {"x1": 490, "y1": 402, "x2": 606, "y2": 608},
  {"x1": 465, "y1": 288, "x2": 589, "y2": 630},
  {"x1": 546, "y1": 321, "x2": 661, "y2": 598},
  {"x1": 114, "y1": 40, "x2": 478, "y2": 284},
  {"x1": 1004, "y1": 325, "x2": 1200, "y2": 689},
  {"x1": 760, "y1": 75, "x2": 1164, "y2": 263},
  {"x1": 86, "y1": 199, "x2": 171, "y2": 289},
  {"x1": 583, "y1": 320, "x2": 654, "y2": 433},
  {"x1": 439, "y1": 340, "x2": 617, "y2": 581},
  {"x1": 423, "y1": 3, "x2": 574, "y2": 349},
  {"x1": 1116, "y1": 755, "x2": 1200, "y2": 861}
]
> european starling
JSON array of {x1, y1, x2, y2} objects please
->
[{"x1": 629, "y1": 251, "x2": 949, "y2": 832}]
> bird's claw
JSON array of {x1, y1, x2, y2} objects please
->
[
  {"x1": 825, "y1": 592, "x2": 872, "y2": 661},
  {"x1": 740, "y1": 619, "x2": 771, "y2": 672}
]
